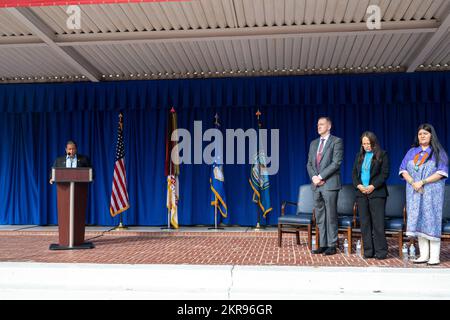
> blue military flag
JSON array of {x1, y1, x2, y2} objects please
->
[
  {"x1": 249, "y1": 109, "x2": 272, "y2": 218},
  {"x1": 249, "y1": 151, "x2": 272, "y2": 218},
  {"x1": 210, "y1": 114, "x2": 228, "y2": 218}
]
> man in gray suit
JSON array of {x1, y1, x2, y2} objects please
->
[{"x1": 307, "y1": 117, "x2": 343, "y2": 255}]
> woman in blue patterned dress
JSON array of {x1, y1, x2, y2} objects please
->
[{"x1": 399, "y1": 124, "x2": 448, "y2": 265}]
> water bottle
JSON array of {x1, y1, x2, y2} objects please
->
[
  {"x1": 356, "y1": 240, "x2": 362, "y2": 257},
  {"x1": 311, "y1": 237, "x2": 316, "y2": 250},
  {"x1": 409, "y1": 243, "x2": 416, "y2": 260},
  {"x1": 402, "y1": 244, "x2": 408, "y2": 261},
  {"x1": 343, "y1": 239, "x2": 349, "y2": 256}
]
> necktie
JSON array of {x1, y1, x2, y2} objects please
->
[{"x1": 316, "y1": 138, "x2": 325, "y2": 170}]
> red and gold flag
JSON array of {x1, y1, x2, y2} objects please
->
[{"x1": 165, "y1": 107, "x2": 179, "y2": 228}]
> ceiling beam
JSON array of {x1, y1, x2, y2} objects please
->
[
  {"x1": 0, "y1": 19, "x2": 439, "y2": 48},
  {"x1": 6, "y1": 7, "x2": 101, "y2": 81},
  {"x1": 407, "y1": 9, "x2": 450, "y2": 72},
  {"x1": 0, "y1": 35, "x2": 43, "y2": 47},
  {"x1": 56, "y1": 20, "x2": 440, "y2": 46}
]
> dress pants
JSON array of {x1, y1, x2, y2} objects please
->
[
  {"x1": 313, "y1": 188, "x2": 338, "y2": 248},
  {"x1": 357, "y1": 196, "x2": 388, "y2": 257}
]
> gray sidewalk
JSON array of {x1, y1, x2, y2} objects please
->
[{"x1": 0, "y1": 262, "x2": 449, "y2": 299}]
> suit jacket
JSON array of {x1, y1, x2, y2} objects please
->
[
  {"x1": 50, "y1": 154, "x2": 93, "y2": 181},
  {"x1": 352, "y1": 150, "x2": 389, "y2": 198},
  {"x1": 53, "y1": 154, "x2": 92, "y2": 168},
  {"x1": 307, "y1": 135, "x2": 344, "y2": 191}
]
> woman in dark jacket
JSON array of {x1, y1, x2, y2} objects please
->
[{"x1": 352, "y1": 131, "x2": 390, "y2": 259}]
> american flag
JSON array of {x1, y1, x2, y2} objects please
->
[{"x1": 110, "y1": 113, "x2": 130, "y2": 217}]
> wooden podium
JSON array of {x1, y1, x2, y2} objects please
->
[{"x1": 50, "y1": 167, "x2": 94, "y2": 250}]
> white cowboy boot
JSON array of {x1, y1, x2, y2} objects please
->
[
  {"x1": 413, "y1": 237, "x2": 429, "y2": 263},
  {"x1": 427, "y1": 240, "x2": 441, "y2": 265}
]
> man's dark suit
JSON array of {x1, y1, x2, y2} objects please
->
[
  {"x1": 50, "y1": 154, "x2": 93, "y2": 181},
  {"x1": 307, "y1": 135, "x2": 344, "y2": 248},
  {"x1": 352, "y1": 150, "x2": 389, "y2": 258},
  {"x1": 53, "y1": 154, "x2": 91, "y2": 168}
]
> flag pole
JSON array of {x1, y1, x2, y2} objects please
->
[
  {"x1": 168, "y1": 161, "x2": 171, "y2": 229},
  {"x1": 209, "y1": 113, "x2": 224, "y2": 231},
  {"x1": 162, "y1": 107, "x2": 176, "y2": 231},
  {"x1": 254, "y1": 206, "x2": 263, "y2": 230},
  {"x1": 162, "y1": 159, "x2": 173, "y2": 231},
  {"x1": 110, "y1": 112, "x2": 130, "y2": 231},
  {"x1": 215, "y1": 198, "x2": 218, "y2": 229},
  {"x1": 168, "y1": 163, "x2": 172, "y2": 229},
  {"x1": 253, "y1": 109, "x2": 265, "y2": 231},
  {"x1": 114, "y1": 213, "x2": 128, "y2": 231},
  {"x1": 208, "y1": 195, "x2": 224, "y2": 231},
  {"x1": 168, "y1": 207, "x2": 171, "y2": 229}
]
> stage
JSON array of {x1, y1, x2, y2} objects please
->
[
  {"x1": 0, "y1": 226, "x2": 449, "y2": 267},
  {"x1": 0, "y1": 226, "x2": 450, "y2": 299}
]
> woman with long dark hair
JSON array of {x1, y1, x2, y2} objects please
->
[
  {"x1": 399, "y1": 124, "x2": 448, "y2": 265},
  {"x1": 352, "y1": 132, "x2": 390, "y2": 259}
]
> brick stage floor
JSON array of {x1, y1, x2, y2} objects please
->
[{"x1": 0, "y1": 227, "x2": 449, "y2": 268}]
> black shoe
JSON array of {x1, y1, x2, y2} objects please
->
[
  {"x1": 324, "y1": 247, "x2": 337, "y2": 255},
  {"x1": 412, "y1": 259, "x2": 428, "y2": 264},
  {"x1": 363, "y1": 254, "x2": 374, "y2": 259},
  {"x1": 312, "y1": 247, "x2": 328, "y2": 254},
  {"x1": 375, "y1": 254, "x2": 387, "y2": 260}
]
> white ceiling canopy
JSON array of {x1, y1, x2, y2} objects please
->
[{"x1": 0, "y1": 0, "x2": 449, "y2": 83}]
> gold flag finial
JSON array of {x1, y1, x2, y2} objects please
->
[
  {"x1": 214, "y1": 113, "x2": 220, "y2": 126},
  {"x1": 118, "y1": 112, "x2": 123, "y2": 130},
  {"x1": 255, "y1": 109, "x2": 262, "y2": 128}
]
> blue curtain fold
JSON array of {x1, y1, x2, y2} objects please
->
[
  {"x1": 2, "y1": 72, "x2": 450, "y2": 112},
  {"x1": 0, "y1": 72, "x2": 449, "y2": 226}
]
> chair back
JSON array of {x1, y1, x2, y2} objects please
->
[
  {"x1": 296, "y1": 185, "x2": 315, "y2": 215},
  {"x1": 337, "y1": 185, "x2": 356, "y2": 216},
  {"x1": 442, "y1": 185, "x2": 450, "y2": 221},
  {"x1": 385, "y1": 185, "x2": 406, "y2": 218}
]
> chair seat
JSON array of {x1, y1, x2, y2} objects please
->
[
  {"x1": 278, "y1": 214, "x2": 312, "y2": 225},
  {"x1": 442, "y1": 221, "x2": 450, "y2": 234},
  {"x1": 385, "y1": 218, "x2": 404, "y2": 231},
  {"x1": 338, "y1": 215, "x2": 355, "y2": 228}
]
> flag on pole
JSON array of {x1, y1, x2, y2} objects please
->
[
  {"x1": 210, "y1": 114, "x2": 228, "y2": 218},
  {"x1": 249, "y1": 152, "x2": 272, "y2": 218},
  {"x1": 165, "y1": 107, "x2": 180, "y2": 229},
  {"x1": 249, "y1": 110, "x2": 272, "y2": 218},
  {"x1": 110, "y1": 112, "x2": 130, "y2": 217},
  {"x1": 167, "y1": 175, "x2": 179, "y2": 228}
]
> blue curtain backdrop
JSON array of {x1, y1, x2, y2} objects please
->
[{"x1": 1, "y1": 72, "x2": 450, "y2": 226}]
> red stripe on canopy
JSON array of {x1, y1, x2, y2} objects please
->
[{"x1": 1, "y1": 0, "x2": 187, "y2": 8}]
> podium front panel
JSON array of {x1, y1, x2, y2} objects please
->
[{"x1": 52, "y1": 167, "x2": 93, "y2": 183}]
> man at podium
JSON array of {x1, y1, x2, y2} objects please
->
[
  {"x1": 49, "y1": 140, "x2": 91, "y2": 184},
  {"x1": 49, "y1": 140, "x2": 94, "y2": 250}
]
